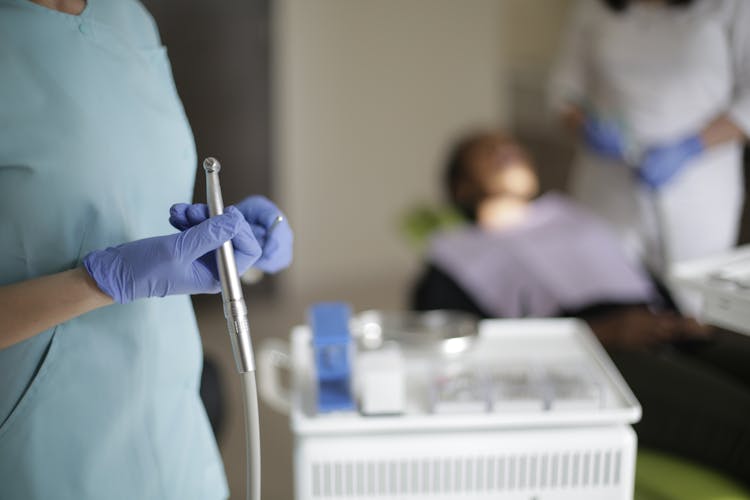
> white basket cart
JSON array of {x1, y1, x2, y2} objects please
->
[
  {"x1": 671, "y1": 244, "x2": 750, "y2": 334},
  {"x1": 259, "y1": 318, "x2": 641, "y2": 500}
]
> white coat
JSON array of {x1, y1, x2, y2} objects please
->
[{"x1": 550, "y1": 0, "x2": 750, "y2": 288}]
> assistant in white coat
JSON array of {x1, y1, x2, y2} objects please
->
[{"x1": 550, "y1": 0, "x2": 750, "y2": 284}]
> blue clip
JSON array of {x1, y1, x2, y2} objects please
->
[{"x1": 309, "y1": 302, "x2": 355, "y2": 412}]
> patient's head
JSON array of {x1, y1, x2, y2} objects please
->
[{"x1": 445, "y1": 130, "x2": 539, "y2": 224}]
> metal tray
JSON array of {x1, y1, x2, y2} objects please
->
[{"x1": 351, "y1": 310, "x2": 478, "y2": 355}]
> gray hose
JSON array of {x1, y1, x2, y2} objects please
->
[{"x1": 241, "y1": 372, "x2": 261, "y2": 500}]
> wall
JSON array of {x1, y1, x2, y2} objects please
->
[
  {"x1": 273, "y1": 0, "x2": 508, "y2": 301},
  {"x1": 502, "y1": 0, "x2": 574, "y2": 74},
  {"x1": 144, "y1": 0, "x2": 273, "y2": 209},
  {"x1": 501, "y1": 0, "x2": 577, "y2": 193}
]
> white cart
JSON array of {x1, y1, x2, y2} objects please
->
[
  {"x1": 260, "y1": 318, "x2": 641, "y2": 500},
  {"x1": 671, "y1": 244, "x2": 750, "y2": 334}
]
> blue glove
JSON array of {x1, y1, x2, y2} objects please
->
[
  {"x1": 638, "y1": 134, "x2": 704, "y2": 189},
  {"x1": 169, "y1": 195, "x2": 293, "y2": 273},
  {"x1": 84, "y1": 207, "x2": 261, "y2": 303},
  {"x1": 582, "y1": 117, "x2": 627, "y2": 161}
]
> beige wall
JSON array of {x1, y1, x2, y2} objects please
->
[
  {"x1": 272, "y1": 1, "x2": 577, "y2": 302},
  {"x1": 501, "y1": 0, "x2": 577, "y2": 193},
  {"x1": 502, "y1": 0, "x2": 574, "y2": 73},
  {"x1": 273, "y1": 0, "x2": 509, "y2": 301}
]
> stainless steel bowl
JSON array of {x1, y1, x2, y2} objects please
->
[{"x1": 352, "y1": 310, "x2": 478, "y2": 355}]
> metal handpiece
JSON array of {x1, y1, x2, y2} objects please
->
[{"x1": 204, "y1": 157, "x2": 255, "y2": 373}]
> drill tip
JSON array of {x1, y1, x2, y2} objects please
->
[
  {"x1": 269, "y1": 215, "x2": 284, "y2": 234},
  {"x1": 203, "y1": 157, "x2": 221, "y2": 173}
]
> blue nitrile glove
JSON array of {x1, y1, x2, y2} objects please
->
[
  {"x1": 638, "y1": 134, "x2": 704, "y2": 189},
  {"x1": 582, "y1": 116, "x2": 627, "y2": 161},
  {"x1": 169, "y1": 195, "x2": 293, "y2": 273},
  {"x1": 83, "y1": 207, "x2": 261, "y2": 303}
]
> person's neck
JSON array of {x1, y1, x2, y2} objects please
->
[
  {"x1": 476, "y1": 196, "x2": 531, "y2": 231},
  {"x1": 30, "y1": 0, "x2": 86, "y2": 15}
]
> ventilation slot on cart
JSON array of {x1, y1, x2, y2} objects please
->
[{"x1": 308, "y1": 448, "x2": 623, "y2": 498}]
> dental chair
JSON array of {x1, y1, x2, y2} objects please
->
[{"x1": 401, "y1": 206, "x2": 750, "y2": 500}]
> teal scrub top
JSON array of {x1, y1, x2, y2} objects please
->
[{"x1": 0, "y1": 1, "x2": 229, "y2": 498}]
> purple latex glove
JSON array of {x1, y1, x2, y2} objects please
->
[
  {"x1": 583, "y1": 117, "x2": 627, "y2": 161},
  {"x1": 83, "y1": 207, "x2": 261, "y2": 303},
  {"x1": 638, "y1": 134, "x2": 704, "y2": 189},
  {"x1": 169, "y1": 195, "x2": 293, "y2": 274}
]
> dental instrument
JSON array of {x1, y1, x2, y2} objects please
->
[
  {"x1": 203, "y1": 157, "x2": 261, "y2": 500},
  {"x1": 268, "y1": 214, "x2": 284, "y2": 235}
]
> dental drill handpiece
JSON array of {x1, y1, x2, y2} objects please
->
[{"x1": 203, "y1": 157, "x2": 255, "y2": 373}]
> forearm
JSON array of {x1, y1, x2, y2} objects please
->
[
  {"x1": 0, "y1": 268, "x2": 113, "y2": 348},
  {"x1": 700, "y1": 114, "x2": 747, "y2": 149}
]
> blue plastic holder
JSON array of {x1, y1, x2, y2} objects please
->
[{"x1": 309, "y1": 302, "x2": 355, "y2": 412}]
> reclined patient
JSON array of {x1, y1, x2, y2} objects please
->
[{"x1": 411, "y1": 129, "x2": 750, "y2": 485}]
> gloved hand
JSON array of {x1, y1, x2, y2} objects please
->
[
  {"x1": 582, "y1": 116, "x2": 627, "y2": 161},
  {"x1": 169, "y1": 195, "x2": 293, "y2": 273},
  {"x1": 83, "y1": 207, "x2": 261, "y2": 303},
  {"x1": 638, "y1": 134, "x2": 704, "y2": 189}
]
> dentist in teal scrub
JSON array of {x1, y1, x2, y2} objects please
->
[{"x1": 0, "y1": 0, "x2": 293, "y2": 498}]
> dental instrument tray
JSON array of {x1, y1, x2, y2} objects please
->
[
  {"x1": 671, "y1": 244, "x2": 750, "y2": 334},
  {"x1": 261, "y1": 317, "x2": 641, "y2": 499},
  {"x1": 290, "y1": 317, "x2": 638, "y2": 433}
]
